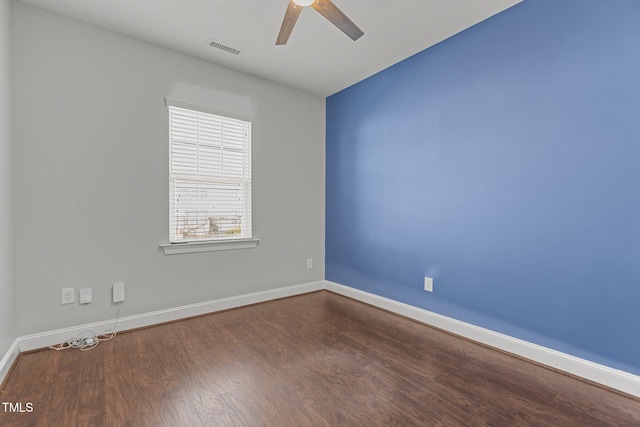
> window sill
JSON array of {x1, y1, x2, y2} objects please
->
[{"x1": 160, "y1": 238, "x2": 260, "y2": 255}]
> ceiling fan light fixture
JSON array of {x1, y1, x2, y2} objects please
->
[
  {"x1": 293, "y1": 0, "x2": 315, "y2": 6},
  {"x1": 277, "y1": 0, "x2": 364, "y2": 45}
]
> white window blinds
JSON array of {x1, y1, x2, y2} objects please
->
[{"x1": 168, "y1": 104, "x2": 252, "y2": 243}]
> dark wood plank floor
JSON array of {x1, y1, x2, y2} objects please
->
[{"x1": 1, "y1": 291, "x2": 639, "y2": 426}]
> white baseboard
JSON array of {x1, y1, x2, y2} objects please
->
[
  {"x1": 4, "y1": 279, "x2": 639, "y2": 399},
  {"x1": 17, "y1": 281, "x2": 325, "y2": 352},
  {"x1": 325, "y1": 280, "x2": 640, "y2": 398},
  {"x1": 0, "y1": 338, "x2": 20, "y2": 387}
]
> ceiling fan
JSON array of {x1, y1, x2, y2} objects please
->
[{"x1": 276, "y1": 0, "x2": 364, "y2": 45}]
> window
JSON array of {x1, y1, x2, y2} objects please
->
[{"x1": 168, "y1": 102, "x2": 252, "y2": 243}]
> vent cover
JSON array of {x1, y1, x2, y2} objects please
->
[{"x1": 206, "y1": 39, "x2": 242, "y2": 55}]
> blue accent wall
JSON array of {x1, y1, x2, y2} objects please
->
[{"x1": 326, "y1": 0, "x2": 640, "y2": 374}]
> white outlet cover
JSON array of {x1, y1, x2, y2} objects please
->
[
  {"x1": 79, "y1": 288, "x2": 92, "y2": 304},
  {"x1": 61, "y1": 288, "x2": 75, "y2": 304},
  {"x1": 113, "y1": 283, "x2": 125, "y2": 303},
  {"x1": 424, "y1": 277, "x2": 434, "y2": 292}
]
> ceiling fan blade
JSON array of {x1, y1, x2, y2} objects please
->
[
  {"x1": 311, "y1": 0, "x2": 364, "y2": 41},
  {"x1": 276, "y1": 1, "x2": 303, "y2": 45}
]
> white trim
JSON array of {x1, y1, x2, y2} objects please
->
[
  {"x1": 324, "y1": 280, "x2": 640, "y2": 398},
  {"x1": 160, "y1": 238, "x2": 260, "y2": 255},
  {"x1": 4, "y1": 279, "x2": 639, "y2": 398},
  {"x1": 0, "y1": 338, "x2": 20, "y2": 386},
  {"x1": 17, "y1": 281, "x2": 324, "y2": 352},
  {"x1": 164, "y1": 97, "x2": 253, "y2": 123}
]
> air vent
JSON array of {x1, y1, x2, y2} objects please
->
[{"x1": 206, "y1": 39, "x2": 242, "y2": 55}]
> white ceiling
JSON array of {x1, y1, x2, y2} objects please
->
[{"x1": 18, "y1": 0, "x2": 521, "y2": 97}]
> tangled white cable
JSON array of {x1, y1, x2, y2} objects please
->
[{"x1": 49, "y1": 304, "x2": 121, "y2": 352}]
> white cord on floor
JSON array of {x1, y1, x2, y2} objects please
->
[{"x1": 49, "y1": 303, "x2": 122, "y2": 352}]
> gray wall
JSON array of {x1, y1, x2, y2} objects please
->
[
  {"x1": 13, "y1": 3, "x2": 325, "y2": 335},
  {"x1": 0, "y1": 0, "x2": 16, "y2": 354}
]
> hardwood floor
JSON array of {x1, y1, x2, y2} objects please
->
[{"x1": 1, "y1": 291, "x2": 639, "y2": 426}]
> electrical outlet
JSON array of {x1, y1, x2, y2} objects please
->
[
  {"x1": 424, "y1": 277, "x2": 434, "y2": 292},
  {"x1": 307, "y1": 258, "x2": 313, "y2": 269},
  {"x1": 61, "y1": 288, "x2": 75, "y2": 305},
  {"x1": 113, "y1": 283, "x2": 125, "y2": 303}
]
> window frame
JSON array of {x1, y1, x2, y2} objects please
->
[{"x1": 161, "y1": 98, "x2": 259, "y2": 255}]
